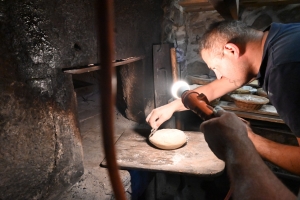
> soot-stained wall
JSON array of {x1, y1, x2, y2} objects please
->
[
  {"x1": 0, "y1": 0, "x2": 164, "y2": 198},
  {"x1": 71, "y1": 0, "x2": 164, "y2": 123},
  {"x1": 114, "y1": 0, "x2": 164, "y2": 122},
  {"x1": 0, "y1": 0, "x2": 100, "y2": 199}
]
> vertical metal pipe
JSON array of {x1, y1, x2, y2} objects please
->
[{"x1": 96, "y1": 1, "x2": 126, "y2": 199}]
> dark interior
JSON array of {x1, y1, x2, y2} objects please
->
[{"x1": 1, "y1": 0, "x2": 300, "y2": 199}]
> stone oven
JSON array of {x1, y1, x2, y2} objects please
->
[{"x1": 1, "y1": 0, "x2": 300, "y2": 199}]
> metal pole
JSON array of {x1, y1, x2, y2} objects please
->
[{"x1": 96, "y1": 1, "x2": 126, "y2": 199}]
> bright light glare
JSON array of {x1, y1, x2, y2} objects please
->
[{"x1": 171, "y1": 81, "x2": 190, "y2": 99}]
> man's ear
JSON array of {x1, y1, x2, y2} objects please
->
[{"x1": 223, "y1": 43, "x2": 240, "y2": 59}]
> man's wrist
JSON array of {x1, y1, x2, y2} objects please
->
[
  {"x1": 225, "y1": 137, "x2": 258, "y2": 165},
  {"x1": 170, "y1": 98, "x2": 187, "y2": 112}
]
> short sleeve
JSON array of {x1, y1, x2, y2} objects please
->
[{"x1": 267, "y1": 63, "x2": 300, "y2": 137}]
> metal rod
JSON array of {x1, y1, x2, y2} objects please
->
[{"x1": 96, "y1": 0, "x2": 126, "y2": 199}]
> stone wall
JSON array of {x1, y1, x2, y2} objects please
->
[{"x1": 162, "y1": 2, "x2": 300, "y2": 79}]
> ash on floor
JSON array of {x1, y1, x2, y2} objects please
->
[{"x1": 59, "y1": 92, "x2": 143, "y2": 199}]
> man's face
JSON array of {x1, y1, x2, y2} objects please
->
[{"x1": 201, "y1": 48, "x2": 248, "y2": 87}]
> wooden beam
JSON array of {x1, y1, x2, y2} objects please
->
[
  {"x1": 226, "y1": 0, "x2": 239, "y2": 20},
  {"x1": 179, "y1": 0, "x2": 239, "y2": 19},
  {"x1": 209, "y1": 0, "x2": 239, "y2": 19},
  {"x1": 178, "y1": 0, "x2": 215, "y2": 11},
  {"x1": 178, "y1": 0, "x2": 210, "y2": 7},
  {"x1": 184, "y1": 5, "x2": 215, "y2": 12},
  {"x1": 240, "y1": 0, "x2": 300, "y2": 7},
  {"x1": 179, "y1": 0, "x2": 299, "y2": 17},
  {"x1": 180, "y1": 0, "x2": 299, "y2": 7}
]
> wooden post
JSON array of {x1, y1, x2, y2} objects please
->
[{"x1": 170, "y1": 47, "x2": 183, "y2": 130}]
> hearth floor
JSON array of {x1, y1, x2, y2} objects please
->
[{"x1": 59, "y1": 91, "x2": 144, "y2": 199}]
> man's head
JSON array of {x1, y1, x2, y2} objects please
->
[{"x1": 199, "y1": 20, "x2": 261, "y2": 86}]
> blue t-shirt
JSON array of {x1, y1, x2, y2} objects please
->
[{"x1": 257, "y1": 23, "x2": 300, "y2": 137}]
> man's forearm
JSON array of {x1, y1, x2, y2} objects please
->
[
  {"x1": 250, "y1": 134, "x2": 300, "y2": 175},
  {"x1": 226, "y1": 143, "x2": 296, "y2": 199}
]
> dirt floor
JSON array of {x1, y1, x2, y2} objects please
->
[{"x1": 59, "y1": 91, "x2": 144, "y2": 199}]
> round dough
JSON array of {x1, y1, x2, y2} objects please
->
[{"x1": 149, "y1": 129, "x2": 187, "y2": 150}]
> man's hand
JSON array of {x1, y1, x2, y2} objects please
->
[
  {"x1": 200, "y1": 110, "x2": 251, "y2": 161},
  {"x1": 200, "y1": 109, "x2": 296, "y2": 199},
  {"x1": 146, "y1": 104, "x2": 175, "y2": 129}
]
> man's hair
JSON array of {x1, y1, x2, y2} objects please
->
[{"x1": 199, "y1": 20, "x2": 257, "y2": 57}]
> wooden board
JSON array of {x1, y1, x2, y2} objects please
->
[
  {"x1": 101, "y1": 129, "x2": 225, "y2": 177},
  {"x1": 219, "y1": 101, "x2": 278, "y2": 116},
  {"x1": 153, "y1": 44, "x2": 173, "y2": 108},
  {"x1": 62, "y1": 56, "x2": 145, "y2": 74},
  {"x1": 229, "y1": 111, "x2": 284, "y2": 124},
  {"x1": 240, "y1": 0, "x2": 300, "y2": 7},
  {"x1": 218, "y1": 101, "x2": 284, "y2": 124}
]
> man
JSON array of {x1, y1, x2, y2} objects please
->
[{"x1": 146, "y1": 20, "x2": 300, "y2": 175}]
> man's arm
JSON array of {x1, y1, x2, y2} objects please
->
[
  {"x1": 200, "y1": 111, "x2": 296, "y2": 199},
  {"x1": 227, "y1": 143, "x2": 296, "y2": 200},
  {"x1": 146, "y1": 77, "x2": 239, "y2": 129},
  {"x1": 248, "y1": 131, "x2": 300, "y2": 175}
]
